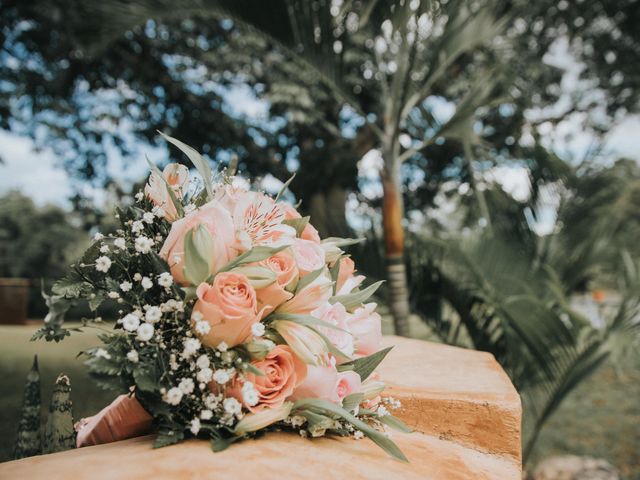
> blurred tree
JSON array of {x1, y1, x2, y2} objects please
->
[{"x1": 0, "y1": 191, "x2": 88, "y2": 279}]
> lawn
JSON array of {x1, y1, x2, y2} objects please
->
[{"x1": 0, "y1": 321, "x2": 638, "y2": 479}]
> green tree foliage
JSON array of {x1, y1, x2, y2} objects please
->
[
  {"x1": 0, "y1": 191, "x2": 88, "y2": 279},
  {"x1": 43, "y1": 374, "x2": 75, "y2": 454},
  {"x1": 13, "y1": 356, "x2": 42, "y2": 459}
]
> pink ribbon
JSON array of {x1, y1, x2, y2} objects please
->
[{"x1": 74, "y1": 394, "x2": 153, "y2": 448}]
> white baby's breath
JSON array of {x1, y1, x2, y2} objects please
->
[
  {"x1": 141, "y1": 276, "x2": 153, "y2": 290},
  {"x1": 93, "y1": 232, "x2": 104, "y2": 241},
  {"x1": 99, "y1": 245, "x2": 110, "y2": 253},
  {"x1": 182, "y1": 337, "x2": 201, "y2": 358},
  {"x1": 137, "y1": 323, "x2": 155, "y2": 342},
  {"x1": 251, "y1": 322, "x2": 266, "y2": 337},
  {"x1": 223, "y1": 397, "x2": 242, "y2": 416},
  {"x1": 217, "y1": 341, "x2": 229, "y2": 352},
  {"x1": 135, "y1": 191, "x2": 144, "y2": 202},
  {"x1": 157, "y1": 272, "x2": 173, "y2": 288},
  {"x1": 194, "y1": 319, "x2": 211, "y2": 335},
  {"x1": 143, "y1": 212, "x2": 155, "y2": 224},
  {"x1": 135, "y1": 236, "x2": 154, "y2": 254},
  {"x1": 164, "y1": 387, "x2": 183, "y2": 405},
  {"x1": 127, "y1": 350, "x2": 139, "y2": 363},
  {"x1": 190, "y1": 418, "x2": 201, "y2": 435},
  {"x1": 95, "y1": 256, "x2": 112, "y2": 273},
  {"x1": 196, "y1": 367, "x2": 213, "y2": 383},
  {"x1": 119, "y1": 281, "x2": 132, "y2": 292},
  {"x1": 94, "y1": 348, "x2": 111, "y2": 359},
  {"x1": 178, "y1": 378, "x2": 195, "y2": 394},
  {"x1": 145, "y1": 306, "x2": 162, "y2": 323},
  {"x1": 122, "y1": 313, "x2": 140, "y2": 332},
  {"x1": 133, "y1": 273, "x2": 142, "y2": 281},
  {"x1": 196, "y1": 354, "x2": 210, "y2": 369},
  {"x1": 131, "y1": 220, "x2": 144, "y2": 234},
  {"x1": 107, "y1": 291, "x2": 120, "y2": 299},
  {"x1": 212, "y1": 369, "x2": 231, "y2": 385},
  {"x1": 200, "y1": 410, "x2": 213, "y2": 420},
  {"x1": 114, "y1": 237, "x2": 126, "y2": 250}
]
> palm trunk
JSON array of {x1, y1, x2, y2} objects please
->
[
  {"x1": 381, "y1": 165, "x2": 411, "y2": 337},
  {"x1": 307, "y1": 186, "x2": 352, "y2": 238}
]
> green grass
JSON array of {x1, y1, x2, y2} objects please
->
[{"x1": 0, "y1": 322, "x2": 638, "y2": 479}]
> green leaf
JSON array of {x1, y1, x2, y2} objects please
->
[
  {"x1": 321, "y1": 237, "x2": 364, "y2": 248},
  {"x1": 341, "y1": 393, "x2": 364, "y2": 413},
  {"x1": 338, "y1": 347, "x2": 393, "y2": 381},
  {"x1": 274, "y1": 174, "x2": 296, "y2": 202},
  {"x1": 295, "y1": 267, "x2": 325, "y2": 294},
  {"x1": 184, "y1": 228, "x2": 211, "y2": 285},
  {"x1": 154, "y1": 429, "x2": 184, "y2": 449},
  {"x1": 159, "y1": 132, "x2": 214, "y2": 200},
  {"x1": 269, "y1": 313, "x2": 348, "y2": 333},
  {"x1": 51, "y1": 271, "x2": 89, "y2": 298},
  {"x1": 230, "y1": 265, "x2": 277, "y2": 289},
  {"x1": 220, "y1": 245, "x2": 289, "y2": 272},
  {"x1": 379, "y1": 415, "x2": 412, "y2": 434},
  {"x1": 210, "y1": 435, "x2": 232, "y2": 452},
  {"x1": 330, "y1": 281, "x2": 384, "y2": 310},
  {"x1": 283, "y1": 216, "x2": 310, "y2": 237},
  {"x1": 293, "y1": 398, "x2": 407, "y2": 462},
  {"x1": 243, "y1": 363, "x2": 266, "y2": 377}
]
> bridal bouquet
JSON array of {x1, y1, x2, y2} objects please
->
[{"x1": 36, "y1": 134, "x2": 409, "y2": 461}]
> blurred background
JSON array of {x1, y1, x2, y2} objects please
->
[{"x1": 0, "y1": 0, "x2": 639, "y2": 477}]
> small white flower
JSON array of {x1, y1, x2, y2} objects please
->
[
  {"x1": 99, "y1": 245, "x2": 110, "y2": 253},
  {"x1": 196, "y1": 354, "x2": 210, "y2": 369},
  {"x1": 93, "y1": 232, "x2": 104, "y2": 241},
  {"x1": 135, "y1": 236, "x2": 154, "y2": 254},
  {"x1": 114, "y1": 237, "x2": 126, "y2": 250},
  {"x1": 223, "y1": 397, "x2": 242, "y2": 416},
  {"x1": 241, "y1": 383, "x2": 259, "y2": 407},
  {"x1": 178, "y1": 378, "x2": 195, "y2": 394},
  {"x1": 133, "y1": 273, "x2": 143, "y2": 281},
  {"x1": 153, "y1": 206, "x2": 165, "y2": 218},
  {"x1": 127, "y1": 350, "x2": 139, "y2": 363},
  {"x1": 212, "y1": 369, "x2": 231, "y2": 385},
  {"x1": 376, "y1": 405, "x2": 390, "y2": 417},
  {"x1": 135, "y1": 191, "x2": 144, "y2": 202},
  {"x1": 107, "y1": 291, "x2": 120, "y2": 299},
  {"x1": 190, "y1": 418, "x2": 201, "y2": 435},
  {"x1": 157, "y1": 272, "x2": 173, "y2": 288},
  {"x1": 95, "y1": 256, "x2": 112, "y2": 273},
  {"x1": 164, "y1": 387, "x2": 183, "y2": 405},
  {"x1": 122, "y1": 313, "x2": 140, "y2": 332},
  {"x1": 200, "y1": 410, "x2": 213, "y2": 420},
  {"x1": 182, "y1": 337, "x2": 201, "y2": 358},
  {"x1": 120, "y1": 281, "x2": 132, "y2": 292},
  {"x1": 131, "y1": 220, "x2": 144, "y2": 234},
  {"x1": 194, "y1": 319, "x2": 211, "y2": 335},
  {"x1": 137, "y1": 323, "x2": 155, "y2": 342},
  {"x1": 290, "y1": 415, "x2": 306, "y2": 428},
  {"x1": 251, "y1": 323, "x2": 265, "y2": 337},
  {"x1": 204, "y1": 394, "x2": 219, "y2": 410},
  {"x1": 192, "y1": 310, "x2": 203, "y2": 321},
  {"x1": 94, "y1": 348, "x2": 111, "y2": 359},
  {"x1": 145, "y1": 306, "x2": 162, "y2": 324},
  {"x1": 141, "y1": 276, "x2": 153, "y2": 290},
  {"x1": 353, "y1": 430, "x2": 364, "y2": 440},
  {"x1": 217, "y1": 341, "x2": 229, "y2": 352},
  {"x1": 196, "y1": 367, "x2": 213, "y2": 383},
  {"x1": 143, "y1": 212, "x2": 155, "y2": 224}
]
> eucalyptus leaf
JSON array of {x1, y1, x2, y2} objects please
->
[
  {"x1": 220, "y1": 245, "x2": 289, "y2": 272},
  {"x1": 230, "y1": 265, "x2": 277, "y2": 289},
  {"x1": 295, "y1": 267, "x2": 325, "y2": 294},
  {"x1": 341, "y1": 393, "x2": 364, "y2": 413},
  {"x1": 379, "y1": 414, "x2": 412, "y2": 434},
  {"x1": 274, "y1": 173, "x2": 295, "y2": 202},
  {"x1": 184, "y1": 228, "x2": 211, "y2": 285},
  {"x1": 282, "y1": 216, "x2": 310, "y2": 237}
]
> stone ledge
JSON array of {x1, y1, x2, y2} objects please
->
[{"x1": 379, "y1": 336, "x2": 522, "y2": 463}]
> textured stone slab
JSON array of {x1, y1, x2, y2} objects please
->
[
  {"x1": 0, "y1": 432, "x2": 520, "y2": 480},
  {"x1": 0, "y1": 336, "x2": 522, "y2": 479},
  {"x1": 379, "y1": 336, "x2": 521, "y2": 463}
]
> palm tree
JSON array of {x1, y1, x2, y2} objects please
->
[{"x1": 82, "y1": 0, "x2": 507, "y2": 336}]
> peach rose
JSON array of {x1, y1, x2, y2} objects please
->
[
  {"x1": 311, "y1": 302, "x2": 354, "y2": 357},
  {"x1": 230, "y1": 345, "x2": 307, "y2": 412},
  {"x1": 281, "y1": 203, "x2": 321, "y2": 244},
  {"x1": 159, "y1": 200, "x2": 235, "y2": 286},
  {"x1": 192, "y1": 273, "x2": 261, "y2": 348},
  {"x1": 291, "y1": 238, "x2": 325, "y2": 276},
  {"x1": 347, "y1": 303, "x2": 382, "y2": 356},
  {"x1": 290, "y1": 363, "x2": 340, "y2": 404},
  {"x1": 336, "y1": 371, "x2": 362, "y2": 402},
  {"x1": 145, "y1": 163, "x2": 189, "y2": 222},
  {"x1": 255, "y1": 251, "x2": 298, "y2": 318}
]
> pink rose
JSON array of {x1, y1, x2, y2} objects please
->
[
  {"x1": 229, "y1": 345, "x2": 307, "y2": 412},
  {"x1": 159, "y1": 200, "x2": 235, "y2": 286},
  {"x1": 336, "y1": 371, "x2": 362, "y2": 401},
  {"x1": 335, "y1": 257, "x2": 365, "y2": 295},
  {"x1": 144, "y1": 163, "x2": 189, "y2": 222},
  {"x1": 311, "y1": 302, "x2": 354, "y2": 357},
  {"x1": 255, "y1": 251, "x2": 298, "y2": 317},
  {"x1": 282, "y1": 203, "x2": 321, "y2": 244},
  {"x1": 290, "y1": 363, "x2": 340, "y2": 404},
  {"x1": 192, "y1": 273, "x2": 261, "y2": 348},
  {"x1": 291, "y1": 238, "x2": 325, "y2": 276},
  {"x1": 347, "y1": 303, "x2": 382, "y2": 356}
]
